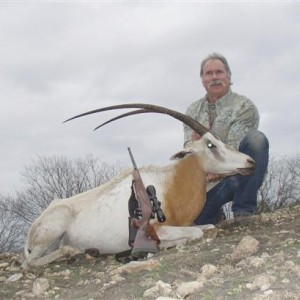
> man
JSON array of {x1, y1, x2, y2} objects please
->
[{"x1": 184, "y1": 53, "x2": 269, "y2": 224}]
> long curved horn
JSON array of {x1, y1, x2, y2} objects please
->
[
  {"x1": 64, "y1": 103, "x2": 208, "y2": 135},
  {"x1": 93, "y1": 109, "x2": 151, "y2": 130}
]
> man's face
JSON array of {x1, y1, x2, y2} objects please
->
[{"x1": 201, "y1": 59, "x2": 231, "y2": 101}]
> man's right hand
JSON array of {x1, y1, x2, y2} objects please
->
[
  {"x1": 206, "y1": 173, "x2": 225, "y2": 182},
  {"x1": 192, "y1": 131, "x2": 202, "y2": 141}
]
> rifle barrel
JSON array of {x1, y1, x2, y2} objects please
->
[{"x1": 127, "y1": 147, "x2": 138, "y2": 170}]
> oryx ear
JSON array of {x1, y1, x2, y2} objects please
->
[{"x1": 170, "y1": 149, "x2": 194, "y2": 160}]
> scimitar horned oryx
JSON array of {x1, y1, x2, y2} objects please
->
[{"x1": 22, "y1": 103, "x2": 255, "y2": 268}]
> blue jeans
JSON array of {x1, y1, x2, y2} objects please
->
[{"x1": 194, "y1": 130, "x2": 269, "y2": 225}]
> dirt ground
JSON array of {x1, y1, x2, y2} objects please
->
[{"x1": 1, "y1": 204, "x2": 300, "y2": 300}]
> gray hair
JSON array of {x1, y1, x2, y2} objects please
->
[{"x1": 200, "y1": 53, "x2": 232, "y2": 80}]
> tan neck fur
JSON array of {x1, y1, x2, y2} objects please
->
[{"x1": 162, "y1": 154, "x2": 206, "y2": 226}]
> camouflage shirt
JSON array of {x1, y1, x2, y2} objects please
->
[{"x1": 183, "y1": 89, "x2": 260, "y2": 150}]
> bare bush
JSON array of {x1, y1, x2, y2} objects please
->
[
  {"x1": 0, "y1": 194, "x2": 26, "y2": 252},
  {"x1": 15, "y1": 154, "x2": 122, "y2": 223},
  {"x1": 0, "y1": 154, "x2": 122, "y2": 252},
  {"x1": 258, "y1": 154, "x2": 300, "y2": 212}
]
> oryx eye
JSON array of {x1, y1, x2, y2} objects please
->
[{"x1": 207, "y1": 141, "x2": 216, "y2": 149}]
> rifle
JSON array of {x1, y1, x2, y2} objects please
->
[{"x1": 127, "y1": 147, "x2": 159, "y2": 258}]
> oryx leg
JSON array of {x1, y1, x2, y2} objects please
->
[
  {"x1": 23, "y1": 244, "x2": 82, "y2": 268},
  {"x1": 154, "y1": 224, "x2": 214, "y2": 249}
]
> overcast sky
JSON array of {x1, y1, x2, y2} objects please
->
[{"x1": 1, "y1": 1, "x2": 299, "y2": 193}]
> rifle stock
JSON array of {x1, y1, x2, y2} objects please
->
[{"x1": 128, "y1": 147, "x2": 158, "y2": 258}]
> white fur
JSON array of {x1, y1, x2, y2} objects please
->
[{"x1": 22, "y1": 132, "x2": 254, "y2": 268}]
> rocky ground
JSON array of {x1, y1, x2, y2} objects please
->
[{"x1": 1, "y1": 204, "x2": 300, "y2": 300}]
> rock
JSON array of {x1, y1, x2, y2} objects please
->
[
  {"x1": 264, "y1": 289, "x2": 274, "y2": 296},
  {"x1": 32, "y1": 278, "x2": 50, "y2": 296},
  {"x1": 15, "y1": 290, "x2": 27, "y2": 296},
  {"x1": 111, "y1": 274, "x2": 125, "y2": 283},
  {"x1": 6, "y1": 273, "x2": 23, "y2": 282},
  {"x1": 245, "y1": 283, "x2": 256, "y2": 291},
  {"x1": 0, "y1": 262, "x2": 9, "y2": 269},
  {"x1": 260, "y1": 252, "x2": 270, "y2": 259},
  {"x1": 59, "y1": 269, "x2": 71, "y2": 278},
  {"x1": 252, "y1": 273, "x2": 276, "y2": 291},
  {"x1": 143, "y1": 280, "x2": 175, "y2": 298},
  {"x1": 203, "y1": 227, "x2": 218, "y2": 239},
  {"x1": 7, "y1": 266, "x2": 20, "y2": 272},
  {"x1": 26, "y1": 273, "x2": 37, "y2": 280},
  {"x1": 112, "y1": 259, "x2": 161, "y2": 274},
  {"x1": 237, "y1": 256, "x2": 264, "y2": 268},
  {"x1": 248, "y1": 256, "x2": 264, "y2": 267},
  {"x1": 198, "y1": 264, "x2": 218, "y2": 280},
  {"x1": 284, "y1": 260, "x2": 295, "y2": 269},
  {"x1": 176, "y1": 281, "x2": 204, "y2": 298},
  {"x1": 231, "y1": 235, "x2": 259, "y2": 261},
  {"x1": 259, "y1": 213, "x2": 270, "y2": 223}
]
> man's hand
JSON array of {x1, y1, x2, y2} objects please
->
[
  {"x1": 192, "y1": 131, "x2": 202, "y2": 141},
  {"x1": 206, "y1": 173, "x2": 225, "y2": 182}
]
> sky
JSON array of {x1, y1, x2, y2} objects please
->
[{"x1": 1, "y1": 1, "x2": 300, "y2": 193}]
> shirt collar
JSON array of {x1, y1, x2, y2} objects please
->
[{"x1": 205, "y1": 88, "x2": 232, "y2": 105}]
